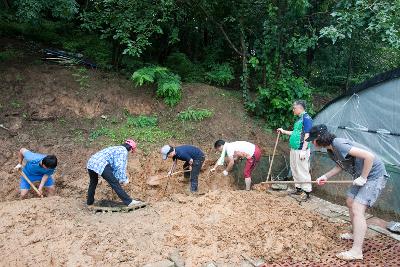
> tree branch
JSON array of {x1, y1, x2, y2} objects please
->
[{"x1": 186, "y1": 0, "x2": 244, "y2": 57}]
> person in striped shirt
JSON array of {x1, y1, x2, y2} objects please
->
[{"x1": 86, "y1": 139, "x2": 144, "y2": 206}]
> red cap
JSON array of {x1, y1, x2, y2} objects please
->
[{"x1": 125, "y1": 139, "x2": 137, "y2": 152}]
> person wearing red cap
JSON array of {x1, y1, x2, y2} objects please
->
[{"x1": 86, "y1": 139, "x2": 144, "y2": 206}]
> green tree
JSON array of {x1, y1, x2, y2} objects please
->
[{"x1": 81, "y1": 0, "x2": 175, "y2": 68}]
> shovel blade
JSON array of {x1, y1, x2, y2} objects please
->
[{"x1": 146, "y1": 175, "x2": 162, "y2": 186}]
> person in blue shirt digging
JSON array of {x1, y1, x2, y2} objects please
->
[
  {"x1": 86, "y1": 139, "x2": 144, "y2": 207},
  {"x1": 160, "y1": 144, "x2": 205, "y2": 193},
  {"x1": 14, "y1": 148, "x2": 58, "y2": 199}
]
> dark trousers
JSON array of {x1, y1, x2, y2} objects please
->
[
  {"x1": 87, "y1": 164, "x2": 132, "y2": 205},
  {"x1": 183, "y1": 157, "x2": 204, "y2": 192}
]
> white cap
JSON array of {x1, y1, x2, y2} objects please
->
[{"x1": 160, "y1": 145, "x2": 172, "y2": 160}]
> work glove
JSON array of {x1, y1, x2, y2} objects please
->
[
  {"x1": 277, "y1": 128, "x2": 284, "y2": 134},
  {"x1": 222, "y1": 170, "x2": 228, "y2": 176},
  {"x1": 210, "y1": 167, "x2": 216, "y2": 172},
  {"x1": 316, "y1": 175, "x2": 328, "y2": 185},
  {"x1": 299, "y1": 150, "x2": 308, "y2": 160},
  {"x1": 14, "y1": 163, "x2": 22, "y2": 170},
  {"x1": 353, "y1": 176, "x2": 367, "y2": 186}
]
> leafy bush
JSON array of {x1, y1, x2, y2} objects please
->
[
  {"x1": 0, "y1": 20, "x2": 63, "y2": 44},
  {"x1": 61, "y1": 34, "x2": 112, "y2": 69},
  {"x1": 157, "y1": 73, "x2": 182, "y2": 106},
  {"x1": 131, "y1": 66, "x2": 167, "y2": 86},
  {"x1": 178, "y1": 107, "x2": 213, "y2": 121},
  {"x1": 131, "y1": 66, "x2": 182, "y2": 106},
  {"x1": 250, "y1": 71, "x2": 313, "y2": 130},
  {"x1": 126, "y1": 115, "x2": 158, "y2": 128},
  {"x1": 0, "y1": 49, "x2": 24, "y2": 61},
  {"x1": 165, "y1": 52, "x2": 205, "y2": 82},
  {"x1": 205, "y1": 63, "x2": 234, "y2": 86}
]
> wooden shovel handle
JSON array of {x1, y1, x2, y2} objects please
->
[
  {"x1": 261, "y1": 180, "x2": 354, "y2": 184},
  {"x1": 151, "y1": 169, "x2": 191, "y2": 182},
  {"x1": 20, "y1": 170, "x2": 43, "y2": 197},
  {"x1": 267, "y1": 132, "x2": 280, "y2": 181}
]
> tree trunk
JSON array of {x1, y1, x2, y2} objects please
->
[
  {"x1": 2, "y1": 0, "x2": 10, "y2": 9},
  {"x1": 306, "y1": 48, "x2": 315, "y2": 80},
  {"x1": 240, "y1": 29, "x2": 250, "y2": 102},
  {"x1": 112, "y1": 41, "x2": 122, "y2": 70},
  {"x1": 262, "y1": 64, "x2": 267, "y2": 87},
  {"x1": 345, "y1": 41, "x2": 354, "y2": 93}
]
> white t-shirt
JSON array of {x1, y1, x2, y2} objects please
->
[{"x1": 217, "y1": 141, "x2": 255, "y2": 165}]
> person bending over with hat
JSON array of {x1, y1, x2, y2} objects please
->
[
  {"x1": 308, "y1": 124, "x2": 388, "y2": 261},
  {"x1": 160, "y1": 145, "x2": 205, "y2": 193},
  {"x1": 211, "y1": 140, "x2": 261, "y2": 191},
  {"x1": 86, "y1": 139, "x2": 144, "y2": 206},
  {"x1": 14, "y1": 148, "x2": 58, "y2": 199}
]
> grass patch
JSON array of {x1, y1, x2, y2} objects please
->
[
  {"x1": 89, "y1": 114, "x2": 173, "y2": 147},
  {"x1": 126, "y1": 115, "x2": 158, "y2": 128},
  {"x1": 11, "y1": 100, "x2": 22, "y2": 108},
  {"x1": 178, "y1": 107, "x2": 213, "y2": 121},
  {"x1": 0, "y1": 49, "x2": 24, "y2": 62}
]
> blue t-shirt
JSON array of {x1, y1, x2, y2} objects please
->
[
  {"x1": 173, "y1": 145, "x2": 204, "y2": 163},
  {"x1": 295, "y1": 112, "x2": 313, "y2": 150},
  {"x1": 302, "y1": 113, "x2": 313, "y2": 133},
  {"x1": 23, "y1": 151, "x2": 55, "y2": 180}
]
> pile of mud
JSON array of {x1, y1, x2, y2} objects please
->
[{"x1": 0, "y1": 191, "x2": 345, "y2": 266}]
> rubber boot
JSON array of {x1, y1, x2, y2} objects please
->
[{"x1": 245, "y1": 177, "x2": 252, "y2": 191}]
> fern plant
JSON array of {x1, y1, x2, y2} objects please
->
[
  {"x1": 131, "y1": 66, "x2": 168, "y2": 86},
  {"x1": 126, "y1": 115, "x2": 158, "y2": 128},
  {"x1": 178, "y1": 107, "x2": 213, "y2": 121},
  {"x1": 131, "y1": 66, "x2": 182, "y2": 106},
  {"x1": 205, "y1": 63, "x2": 234, "y2": 86}
]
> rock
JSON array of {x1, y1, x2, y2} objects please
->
[
  {"x1": 305, "y1": 221, "x2": 313, "y2": 228},
  {"x1": 205, "y1": 262, "x2": 217, "y2": 267},
  {"x1": 143, "y1": 259, "x2": 175, "y2": 267},
  {"x1": 169, "y1": 249, "x2": 185, "y2": 267}
]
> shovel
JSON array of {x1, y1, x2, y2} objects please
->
[
  {"x1": 261, "y1": 180, "x2": 354, "y2": 185},
  {"x1": 147, "y1": 170, "x2": 191, "y2": 186},
  {"x1": 266, "y1": 132, "x2": 280, "y2": 182},
  {"x1": 20, "y1": 170, "x2": 43, "y2": 198}
]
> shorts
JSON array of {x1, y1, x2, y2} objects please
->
[
  {"x1": 20, "y1": 175, "x2": 54, "y2": 190},
  {"x1": 347, "y1": 176, "x2": 387, "y2": 207},
  {"x1": 243, "y1": 145, "x2": 261, "y2": 178}
]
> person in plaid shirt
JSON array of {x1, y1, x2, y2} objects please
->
[{"x1": 86, "y1": 139, "x2": 144, "y2": 206}]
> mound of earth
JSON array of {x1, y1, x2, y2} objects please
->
[{"x1": 0, "y1": 191, "x2": 346, "y2": 266}]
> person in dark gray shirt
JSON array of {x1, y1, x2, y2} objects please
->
[{"x1": 307, "y1": 124, "x2": 388, "y2": 261}]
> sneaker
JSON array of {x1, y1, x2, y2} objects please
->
[
  {"x1": 336, "y1": 250, "x2": 363, "y2": 261},
  {"x1": 178, "y1": 177, "x2": 190, "y2": 183},
  {"x1": 128, "y1": 199, "x2": 144, "y2": 206},
  {"x1": 289, "y1": 187, "x2": 303, "y2": 195},
  {"x1": 294, "y1": 191, "x2": 310, "y2": 202},
  {"x1": 339, "y1": 233, "x2": 354, "y2": 240}
]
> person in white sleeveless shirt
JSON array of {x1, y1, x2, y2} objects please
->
[{"x1": 211, "y1": 140, "x2": 261, "y2": 190}]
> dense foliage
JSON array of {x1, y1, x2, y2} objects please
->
[
  {"x1": 1, "y1": 0, "x2": 400, "y2": 128},
  {"x1": 131, "y1": 66, "x2": 182, "y2": 106}
]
